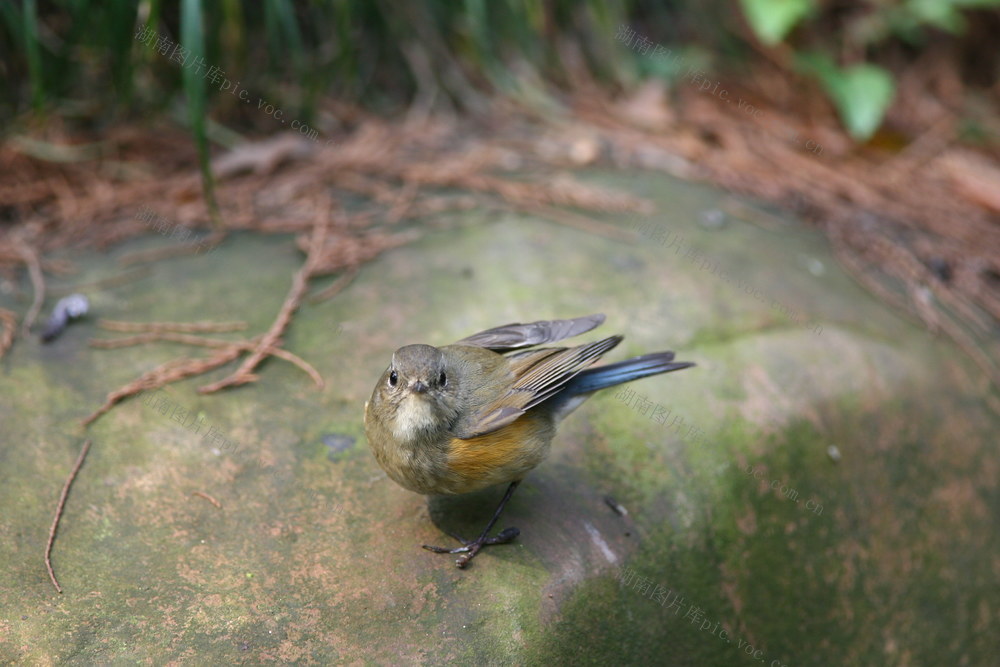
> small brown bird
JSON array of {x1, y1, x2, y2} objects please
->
[{"x1": 364, "y1": 314, "x2": 693, "y2": 567}]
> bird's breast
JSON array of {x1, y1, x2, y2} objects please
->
[{"x1": 443, "y1": 409, "x2": 555, "y2": 494}]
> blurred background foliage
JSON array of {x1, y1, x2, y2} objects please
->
[{"x1": 2, "y1": 0, "x2": 998, "y2": 144}]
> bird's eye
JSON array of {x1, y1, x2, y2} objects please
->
[
  {"x1": 388, "y1": 370, "x2": 398, "y2": 387},
  {"x1": 439, "y1": 371, "x2": 447, "y2": 387}
]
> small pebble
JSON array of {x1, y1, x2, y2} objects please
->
[
  {"x1": 40, "y1": 293, "x2": 89, "y2": 342},
  {"x1": 604, "y1": 495, "x2": 628, "y2": 517},
  {"x1": 323, "y1": 433, "x2": 356, "y2": 456}
]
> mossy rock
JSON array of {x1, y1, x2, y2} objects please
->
[{"x1": 1, "y1": 170, "x2": 996, "y2": 664}]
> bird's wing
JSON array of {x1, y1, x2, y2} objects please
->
[
  {"x1": 453, "y1": 335, "x2": 623, "y2": 438},
  {"x1": 453, "y1": 314, "x2": 606, "y2": 351},
  {"x1": 504, "y1": 347, "x2": 565, "y2": 376}
]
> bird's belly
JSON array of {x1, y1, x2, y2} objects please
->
[
  {"x1": 367, "y1": 405, "x2": 555, "y2": 496},
  {"x1": 443, "y1": 410, "x2": 555, "y2": 494}
]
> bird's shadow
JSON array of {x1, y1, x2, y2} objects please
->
[
  {"x1": 423, "y1": 465, "x2": 638, "y2": 572},
  {"x1": 425, "y1": 487, "x2": 516, "y2": 544}
]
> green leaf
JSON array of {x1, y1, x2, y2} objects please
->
[
  {"x1": 740, "y1": 0, "x2": 814, "y2": 45},
  {"x1": 802, "y1": 56, "x2": 895, "y2": 141},
  {"x1": 905, "y1": 0, "x2": 965, "y2": 33}
]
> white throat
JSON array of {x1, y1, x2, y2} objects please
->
[{"x1": 391, "y1": 394, "x2": 437, "y2": 441}]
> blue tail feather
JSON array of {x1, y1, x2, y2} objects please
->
[{"x1": 562, "y1": 352, "x2": 695, "y2": 396}]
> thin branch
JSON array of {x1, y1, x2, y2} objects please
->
[{"x1": 46, "y1": 439, "x2": 92, "y2": 593}]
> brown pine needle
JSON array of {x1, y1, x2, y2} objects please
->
[
  {"x1": 99, "y1": 319, "x2": 247, "y2": 333},
  {"x1": 89, "y1": 333, "x2": 324, "y2": 387},
  {"x1": 198, "y1": 209, "x2": 331, "y2": 394},
  {"x1": 191, "y1": 491, "x2": 222, "y2": 509},
  {"x1": 90, "y1": 332, "x2": 249, "y2": 349},
  {"x1": 82, "y1": 345, "x2": 247, "y2": 426},
  {"x1": 309, "y1": 266, "x2": 359, "y2": 304},
  {"x1": 264, "y1": 345, "x2": 325, "y2": 389},
  {"x1": 46, "y1": 439, "x2": 92, "y2": 594},
  {"x1": 0, "y1": 308, "x2": 16, "y2": 361}
]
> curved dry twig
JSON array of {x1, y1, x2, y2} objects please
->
[
  {"x1": 261, "y1": 345, "x2": 325, "y2": 389},
  {"x1": 46, "y1": 439, "x2": 92, "y2": 593},
  {"x1": 82, "y1": 346, "x2": 248, "y2": 426},
  {"x1": 198, "y1": 207, "x2": 331, "y2": 394},
  {"x1": 85, "y1": 327, "x2": 325, "y2": 423},
  {"x1": 191, "y1": 491, "x2": 222, "y2": 509}
]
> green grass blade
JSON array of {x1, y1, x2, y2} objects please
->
[
  {"x1": 23, "y1": 0, "x2": 43, "y2": 110},
  {"x1": 180, "y1": 0, "x2": 219, "y2": 223}
]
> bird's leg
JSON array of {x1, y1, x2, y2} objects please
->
[{"x1": 423, "y1": 480, "x2": 521, "y2": 568}]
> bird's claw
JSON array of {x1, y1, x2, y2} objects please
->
[{"x1": 422, "y1": 527, "x2": 520, "y2": 567}]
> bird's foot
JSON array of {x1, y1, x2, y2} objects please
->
[{"x1": 422, "y1": 527, "x2": 520, "y2": 568}]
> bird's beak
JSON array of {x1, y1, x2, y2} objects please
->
[{"x1": 410, "y1": 380, "x2": 429, "y2": 394}]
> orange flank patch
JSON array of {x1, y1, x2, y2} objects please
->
[{"x1": 447, "y1": 412, "x2": 550, "y2": 485}]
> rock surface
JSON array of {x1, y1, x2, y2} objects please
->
[{"x1": 1, "y1": 170, "x2": 997, "y2": 664}]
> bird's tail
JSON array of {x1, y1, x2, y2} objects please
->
[
  {"x1": 566, "y1": 352, "x2": 694, "y2": 395},
  {"x1": 544, "y1": 352, "x2": 694, "y2": 420}
]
